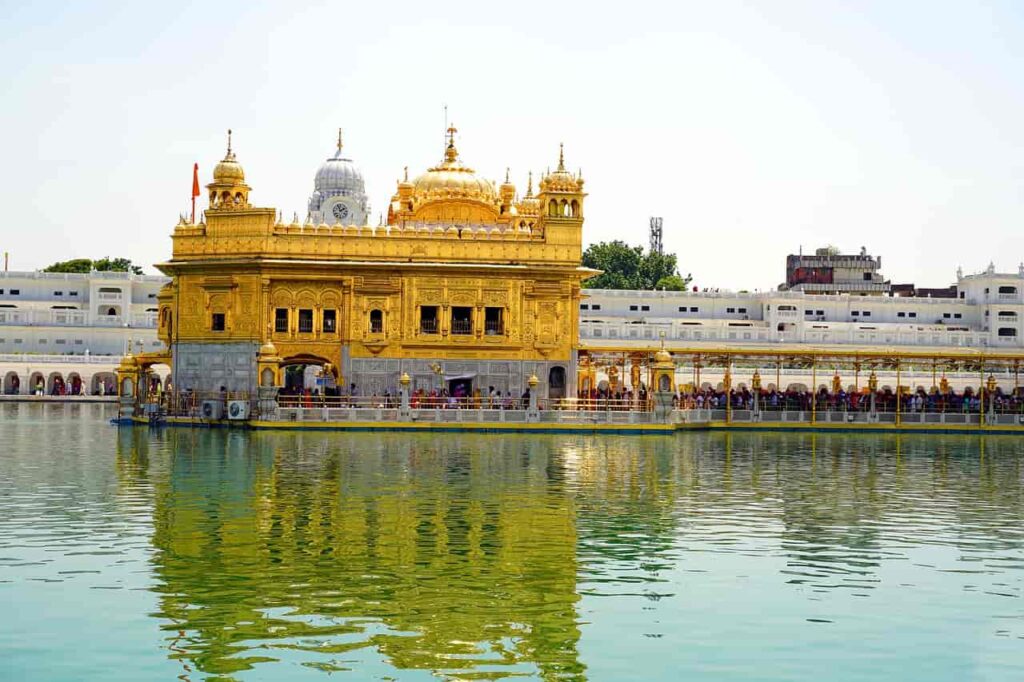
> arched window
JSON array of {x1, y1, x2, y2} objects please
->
[
  {"x1": 549, "y1": 201, "x2": 558, "y2": 216},
  {"x1": 560, "y1": 199, "x2": 569, "y2": 216},
  {"x1": 369, "y1": 309, "x2": 383, "y2": 334},
  {"x1": 570, "y1": 199, "x2": 579, "y2": 217}
]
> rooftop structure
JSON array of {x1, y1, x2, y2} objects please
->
[{"x1": 781, "y1": 245, "x2": 889, "y2": 295}]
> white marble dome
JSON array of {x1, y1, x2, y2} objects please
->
[
  {"x1": 314, "y1": 149, "x2": 365, "y2": 195},
  {"x1": 308, "y1": 134, "x2": 370, "y2": 225}
]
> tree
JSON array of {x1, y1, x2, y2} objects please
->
[
  {"x1": 43, "y1": 257, "x2": 144, "y2": 275},
  {"x1": 655, "y1": 275, "x2": 689, "y2": 291},
  {"x1": 40, "y1": 258, "x2": 92, "y2": 274},
  {"x1": 582, "y1": 241, "x2": 691, "y2": 290}
]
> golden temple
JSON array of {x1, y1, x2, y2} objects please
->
[{"x1": 151, "y1": 126, "x2": 593, "y2": 400}]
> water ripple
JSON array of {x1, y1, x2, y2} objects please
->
[{"x1": 1, "y1": 406, "x2": 1023, "y2": 680}]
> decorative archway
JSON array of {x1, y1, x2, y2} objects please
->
[
  {"x1": 29, "y1": 372, "x2": 45, "y2": 396},
  {"x1": 47, "y1": 372, "x2": 65, "y2": 396},
  {"x1": 3, "y1": 371, "x2": 20, "y2": 395},
  {"x1": 279, "y1": 355, "x2": 338, "y2": 394},
  {"x1": 91, "y1": 372, "x2": 116, "y2": 396},
  {"x1": 67, "y1": 372, "x2": 83, "y2": 396}
]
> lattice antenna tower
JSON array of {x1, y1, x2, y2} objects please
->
[{"x1": 649, "y1": 217, "x2": 663, "y2": 255}]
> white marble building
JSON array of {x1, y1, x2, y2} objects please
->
[
  {"x1": 0, "y1": 270, "x2": 169, "y2": 394},
  {"x1": 580, "y1": 264, "x2": 1024, "y2": 350}
]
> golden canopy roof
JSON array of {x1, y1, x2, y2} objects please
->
[{"x1": 402, "y1": 126, "x2": 502, "y2": 223}]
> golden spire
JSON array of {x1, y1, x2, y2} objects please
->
[
  {"x1": 336, "y1": 128, "x2": 343, "y2": 152},
  {"x1": 224, "y1": 128, "x2": 234, "y2": 160},
  {"x1": 444, "y1": 124, "x2": 459, "y2": 163},
  {"x1": 557, "y1": 142, "x2": 565, "y2": 171},
  {"x1": 526, "y1": 170, "x2": 534, "y2": 196},
  {"x1": 505, "y1": 167, "x2": 510, "y2": 183},
  {"x1": 403, "y1": 166, "x2": 409, "y2": 182}
]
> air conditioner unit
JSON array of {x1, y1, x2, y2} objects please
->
[
  {"x1": 227, "y1": 400, "x2": 249, "y2": 421},
  {"x1": 200, "y1": 400, "x2": 223, "y2": 420}
]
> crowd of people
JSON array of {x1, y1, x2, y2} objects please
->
[
  {"x1": 674, "y1": 384, "x2": 1024, "y2": 414},
  {"x1": 276, "y1": 383, "x2": 533, "y2": 410}
]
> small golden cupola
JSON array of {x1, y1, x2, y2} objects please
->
[
  {"x1": 538, "y1": 143, "x2": 584, "y2": 220},
  {"x1": 499, "y1": 167, "x2": 517, "y2": 216},
  {"x1": 207, "y1": 129, "x2": 251, "y2": 210},
  {"x1": 391, "y1": 125, "x2": 505, "y2": 225},
  {"x1": 515, "y1": 171, "x2": 541, "y2": 217}
]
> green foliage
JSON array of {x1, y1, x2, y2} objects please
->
[
  {"x1": 41, "y1": 258, "x2": 93, "y2": 274},
  {"x1": 655, "y1": 275, "x2": 690, "y2": 291},
  {"x1": 43, "y1": 257, "x2": 144, "y2": 275},
  {"x1": 582, "y1": 241, "x2": 692, "y2": 290}
]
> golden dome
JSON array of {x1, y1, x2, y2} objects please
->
[
  {"x1": 654, "y1": 348, "x2": 673, "y2": 364},
  {"x1": 212, "y1": 129, "x2": 245, "y2": 183},
  {"x1": 413, "y1": 130, "x2": 496, "y2": 202},
  {"x1": 259, "y1": 341, "x2": 278, "y2": 357},
  {"x1": 404, "y1": 126, "x2": 500, "y2": 223},
  {"x1": 539, "y1": 143, "x2": 579, "y2": 193}
]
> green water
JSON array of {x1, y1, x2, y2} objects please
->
[{"x1": 1, "y1": 404, "x2": 1022, "y2": 681}]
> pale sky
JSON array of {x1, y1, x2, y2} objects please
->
[{"x1": 1, "y1": 1, "x2": 1022, "y2": 290}]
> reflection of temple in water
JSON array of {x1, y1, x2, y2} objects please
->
[
  {"x1": 119, "y1": 429, "x2": 585, "y2": 680},
  {"x1": 113, "y1": 428, "x2": 1024, "y2": 679}
]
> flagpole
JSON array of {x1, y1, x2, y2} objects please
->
[{"x1": 191, "y1": 162, "x2": 199, "y2": 224}]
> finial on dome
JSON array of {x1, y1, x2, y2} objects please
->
[
  {"x1": 505, "y1": 167, "x2": 510, "y2": 183},
  {"x1": 526, "y1": 170, "x2": 534, "y2": 196},
  {"x1": 445, "y1": 124, "x2": 459, "y2": 163},
  {"x1": 403, "y1": 166, "x2": 408, "y2": 182},
  {"x1": 226, "y1": 128, "x2": 233, "y2": 158},
  {"x1": 337, "y1": 128, "x2": 343, "y2": 152},
  {"x1": 557, "y1": 142, "x2": 565, "y2": 171}
]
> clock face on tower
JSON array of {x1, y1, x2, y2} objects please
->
[{"x1": 331, "y1": 202, "x2": 350, "y2": 222}]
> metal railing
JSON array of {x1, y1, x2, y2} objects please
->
[{"x1": 0, "y1": 352, "x2": 122, "y2": 364}]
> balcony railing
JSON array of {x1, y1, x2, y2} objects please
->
[
  {"x1": 0, "y1": 310, "x2": 155, "y2": 327},
  {"x1": 420, "y1": 319, "x2": 439, "y2": 334},
  {"x1": 451, "y1": 319, "x2": 473, "y2": 335},
  {"x1": 130, "y1": 313, "x2": 158, "y2": 327},
  {"x1": 96, "y1": 292, "x2": 123, "y2": 301},
  {"x1": 484, "y1": 320, "x2": 504, "y2": 335}
]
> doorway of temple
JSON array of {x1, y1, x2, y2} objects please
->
[
  {"x1": 548, "y1": 366, "x2": 566, "y2": 400},
  {"x1": 447, "y1": 377, "x2": 472, "y2": 400},
  {"x1": 280, "y1": 357, "x2": 339, "y2": 402}
]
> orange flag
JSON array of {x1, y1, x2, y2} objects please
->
[{"x1": 190, "y1": 163, "x2": 200, "y2": 223}]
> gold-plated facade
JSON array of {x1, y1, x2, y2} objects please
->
[{"x1": 155, "y1": 129, "x2": 593, "y2": 395}]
